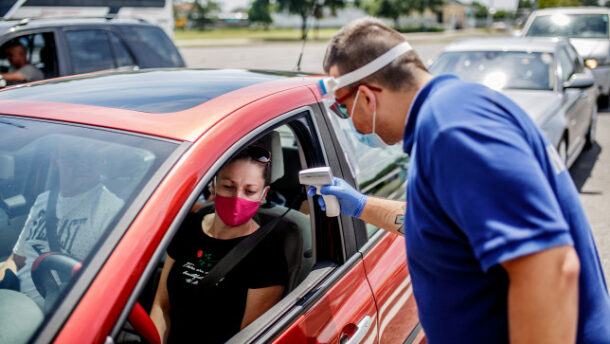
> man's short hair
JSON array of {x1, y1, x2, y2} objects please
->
[
  {"x1": 3, "y1": 41, "x2": 25, "y2": 52},
  {"x1": 323, "y1": 17, "x2": 427, "y2": 91}
]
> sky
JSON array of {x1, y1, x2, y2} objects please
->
[{"x1": 217, "y1": 0, "x2": 519, "y2": 12}]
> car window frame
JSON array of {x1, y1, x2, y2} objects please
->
[
  {"x1": 107, "y1": 104, "x2": 357, "y2": 343},
  {"x1": 18, "y1": 119, "x2": 188, "y2": 344},
  {"x1": 0, "y1": 28, "x2": 61, "y2": 77}
]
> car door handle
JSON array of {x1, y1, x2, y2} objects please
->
[{"x1": 340, "y1": 315, "x2": 373, "y2": 344}]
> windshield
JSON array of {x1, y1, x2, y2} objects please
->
[
  {"x1": 429, "y1": 51, "x2": 555, "y2": 91},
  {"x1": 526, "y1": 13, "x2": 609, "y2": 39},
  {"x1": 0, "y1": 115, "x2": 178, "y2": 343}
]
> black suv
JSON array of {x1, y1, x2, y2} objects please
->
[{"x1": 0, "y1": 17, "x2": 185, "y2": 82}]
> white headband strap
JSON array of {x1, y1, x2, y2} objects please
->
[{"x1": 320, "y1": 41, "x2": 412, "y2": 95}]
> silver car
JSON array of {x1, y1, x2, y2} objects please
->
[
  {"x1": 429, "y1": 37, "x2": 597, "y2": 167},
  {"x1": 522, "y1": 7, "x2": 610, "y2": 105}
]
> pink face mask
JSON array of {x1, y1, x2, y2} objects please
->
[{"x1": 214, "y1": 193, "x2": 261, "y2": 227}]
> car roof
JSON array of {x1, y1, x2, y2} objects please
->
[
  {"x1": 530, "y1": 6, "x2": 610, "y2": 15},
  {"x1": 443, "y1": 37, "x2": 565, "y2": 53},
  {"x1": 0, "y1": 69, "x2": 320, "y2": 142},
  {"x1": 0, "y1": 17, "x2": 155, "y2": 35}
]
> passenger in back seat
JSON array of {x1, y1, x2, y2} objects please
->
[{"x1": 150, "y1": 145, "x2": 288, "y2": 344}]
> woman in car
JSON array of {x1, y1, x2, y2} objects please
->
[{"x1": 150, "y1": 146, "x2": 288, "y2": 344}]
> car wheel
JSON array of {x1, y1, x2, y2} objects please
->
[
  {"x1": 598, "y1": 94, "x2": 609, "y2": 110},
  {"x1": 585, "y1": 107, "x2": 598, "y2": 149},
  {"x1": 558, "y1": 138, "x2": 568, "y2": 166}
]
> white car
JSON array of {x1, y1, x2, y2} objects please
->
[
  {"x1": 429, "y1": 37, "x2": 598, "y2": 167},
  {"x1": 522, "y1": 7, "x2": 610, "y2": 106}
]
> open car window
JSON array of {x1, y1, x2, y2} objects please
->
[
  {"x1": 113, "y1": 116, "x2": 324, "y2": 343},
  {"x1": 325, "y1": 106, "x2": 408, "y2": 239},
  {"x1": 0, "y1": 115, "x2": 178, "y2": 344}
]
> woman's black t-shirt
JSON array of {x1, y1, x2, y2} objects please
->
[{"x1": 166, "y1": 212, "x2": 288, "y2": 344}]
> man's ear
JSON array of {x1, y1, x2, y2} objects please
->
[{"x1": 359, "y1": 85, "x2": 377, "y2": 114}]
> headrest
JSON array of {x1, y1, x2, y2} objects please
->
[
  {"x1": 0, "y1": 153, "x2": 14, "y2": 180},
  {"x1": 269, "y1": 131, "x2": 284, "y2": 184}
]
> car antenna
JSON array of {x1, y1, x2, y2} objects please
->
[{"x1": 294, "y1": 0, "x2": 321, "y2": 73}]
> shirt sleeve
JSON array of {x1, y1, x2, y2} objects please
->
[
  {"x1": 246, "y1": 234, "x2": 288, "y2": 289},
  {"x1": 18, "y1": 65, "x2": 43, "y2": 82},
  {"x1": 428, "y1": 119, "x2": 573, "y2": 272},
  {"x1": 13, "y1": 192, "x2": 48, "y2": 257},
  {"x1": 167, "y1": 213, "x2": 198, "y2": 260}
]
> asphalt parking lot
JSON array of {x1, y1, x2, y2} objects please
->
[{"x1": 179, "y1": 34, "x2": 610, "y2": 279}]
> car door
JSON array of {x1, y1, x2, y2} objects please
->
[
  {"x1": 557, "y1": 45, "x2": 589, "y2": 159},
  {"x1": 96, "y1": 90, "x2": 379, "y2": 344},
  {"x1": 323, "y1": 101, "x2": 424, "y2": 343},
  {"x1": 564, "y1": 44, "x2": 595, "y2": 145}
]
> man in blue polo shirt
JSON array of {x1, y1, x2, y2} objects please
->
[{"x1": 311, "y1": 17, "x2": 610, "y2": 343}]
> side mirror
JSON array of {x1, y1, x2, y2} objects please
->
[
  {"x1": 563, "y1": 72, "x2": 595, "y2": 89},
  {"x1": 511, "y1": 29, "x2": 522, "y2": 37}
]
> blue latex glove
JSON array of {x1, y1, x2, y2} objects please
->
[{"x1": 307, "y1": 177, "x2": 367, "y2": 218}]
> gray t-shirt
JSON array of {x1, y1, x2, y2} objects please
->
[
  {"x1": 13, "y1": 184, "x2": 123, "y2": 307},
  {"x1": 18, "y1": 64, "x2": 43, "y2": 82}
]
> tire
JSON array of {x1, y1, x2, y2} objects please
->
[
  {"x1": 558, "y1": 138, "x2": 568, "y2": 166},
  {"x1": 598, "y1": 93, "x2": 609, "y2": 110},
  {"x1": 586, "y1": 106, "x2": 598, "y2": 149}
]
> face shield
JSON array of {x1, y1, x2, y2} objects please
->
[{"x1": 320, "y1": 42, "x2": 413, "y2": 119}]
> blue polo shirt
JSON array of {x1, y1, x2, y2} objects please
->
[{"x1": 403, "y1": 75, "x2": 610, "y2": 343}]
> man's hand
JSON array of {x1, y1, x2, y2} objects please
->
[
  {"x1": 502, "y1": 245, "x2": 580, "y2": 344},
  {"x1": 308, "y1": 177, "x2": 367, "y2": 218}
]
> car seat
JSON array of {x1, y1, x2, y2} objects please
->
[{"x1": 39, "y1": 45, "x2": 57, "y2": 79}]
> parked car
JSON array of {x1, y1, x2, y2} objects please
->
[
  {"x1": 429, "y1": 37, "x2": 597, "y2": 167},
  {"x1": 521, "y1": 7, "x2": 610, "y2": 106},
  {"x1": 0, "y1": 17, "x2": 184, "y2": 85},
  {"x1": 0, "y1": 69, "x2": 422, "y2": 344}
]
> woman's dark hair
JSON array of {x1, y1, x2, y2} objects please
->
[{"x1": 224, "y1": 145, "x2": 271, "y2": 185}]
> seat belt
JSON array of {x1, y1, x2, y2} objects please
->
[
  {"x1": 200, "y1": 192, "x2": 301, "y2": 288},
  {"x1": 45, "y1": 186, "x2": 61, "y2": 253},
  {"x1": 200, "y1": 207, "x2": 290, "y2": 288}
]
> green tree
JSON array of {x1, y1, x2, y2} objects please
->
[
  {"x1": 249, "y1": 0, "x2": 273, "y2": 28},
  {"x1": 537, "y1": 0, "x2": 581, "y2": 8},
  {"x1": 471, "y1": 1, "x2": 488, "y2": 19},
  {"x1": 275, "y1": 0, "x2": 346, "y2": 39},
  {"x1": 581, "y1": 0, "x2": 599, "y2": 6},
  {"x1": 362, "y1": 0, "x2": 442, "y2": 28},
  {"x1": 189, "y1": 0, "x2": 220, "y2": 29}
]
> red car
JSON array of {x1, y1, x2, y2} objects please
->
[{"x1": 0, "y1": 69, "x2": 423, "y2": 344}]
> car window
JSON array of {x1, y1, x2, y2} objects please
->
[
  {"x1": 117, "y1": 25, "x2": 184, "y2": 68},
  {"x1": 112, "y1": 116, "x2": 324, "y2": 343},
  {"x1": 526, "y1": 13, "x2": 610, "y2": 38},
  {"x1": 65, "y1": 29, "x2": 115, "y2": 74},
  {"x1": 430, "y1": 50, "x2": 555, "y2": 91},
  {"x1": 0, "y1": 115, "x2": 179, "y2": 344},
  {"x1": 326, "y1": 105, "x2": 408, "y2": 238},
  {"x1": 0, "y1": 32, "x2": 57, "y2": 81},
  {"x1": 558, "y1": 48, "x2": 575, "y2": 82},
  {"x1": 565, "y1": 45, "x2": 584, "y2": 73},
  {"x1": 109, "y1": 31, "x2": 135, "y2": 68}
]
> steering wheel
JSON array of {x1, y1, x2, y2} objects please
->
[
  {"x1": 31, "y1": 252, "x2": 81, "y2": 312},
  {"x1": 30, "y1": 252, "x2": 160, "y2": 343}
]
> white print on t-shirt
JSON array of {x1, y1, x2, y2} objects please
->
[
  {"x1": 182, "y1": 261, "x2": 207, "y2": 285},
  {"x1": 12, "y1": 184, "x2": 123, "y2": 307},
  {"x1": 546, "y1": 144, "x2": 566, "y2": 175}
]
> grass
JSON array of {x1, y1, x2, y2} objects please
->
[{"x1": 174, "y1": 27, "x2": 340, "y2": 41}]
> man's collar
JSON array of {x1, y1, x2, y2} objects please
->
[{"x1": 403, "y1": 74, "x2": 460, "y2": 153}]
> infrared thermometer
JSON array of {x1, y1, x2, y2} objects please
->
[{"x1": 299, "y1": 166, "x2": 340, "y2": 217}]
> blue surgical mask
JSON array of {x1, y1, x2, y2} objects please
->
[{"x1": 349, "y1": 90, "x2": 388, "y2": 149}]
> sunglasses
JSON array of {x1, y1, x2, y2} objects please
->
[
  {"x1": 243, "y1": 145, "x2": 271, "y2": 164},
  {"x1": 329, "y1": 84, "x2": 382, "y2": 119}
]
